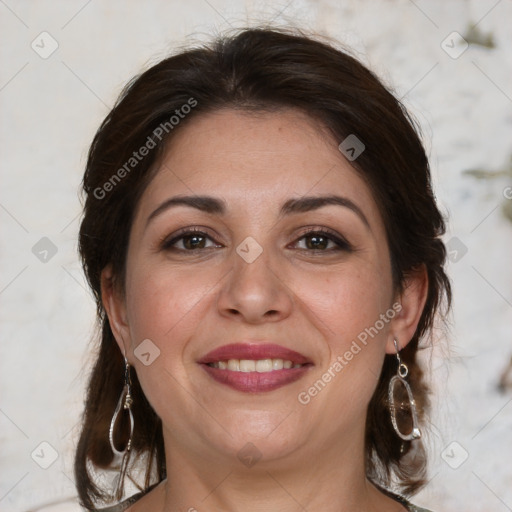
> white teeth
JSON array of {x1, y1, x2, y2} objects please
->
[
  {"x1": 256, "y1": 359, "x2": 273, "y2": 372},
  {"x1": 208, "y1": 358, "x2": 301, "y2": 372},
  {"x1": 272, "y1": 359, "x2": 284, "y2": 370},
  {"x1": 239, "y1": 360, "x2": 256, "y2": 372},
  {"x1": 227, "y1": 359, "x2": 240, "y2": 371}
]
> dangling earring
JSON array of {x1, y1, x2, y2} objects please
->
[
  {"x1": 388, "y1": 339, "x2": 421, "y2": 441},
  {"x1": 109, "y1": 354, "x2": 135, "y2": 501}
]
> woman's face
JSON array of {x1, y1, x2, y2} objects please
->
[{"x1": 105, "y1": 108, "x2": 413, "y2": 469}]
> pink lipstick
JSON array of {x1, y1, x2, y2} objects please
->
[{"x1": 197, "y1": 343, "x2": 313, "y2": 393}]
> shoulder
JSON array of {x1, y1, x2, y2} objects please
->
[
  {"x1": 377, "y1": 485, "x2": 434, "y2": 512},
  {"x1": 88, "y1": 481, "x2": 163, "y2": 512},
  {"x1": 87, "y1": 491, "x2": 144, "y2": 512},
  {"x1": 407, "y1": 505, "x2": 435, "y2": 512},
  {"x1": 400, "y1": 497, "x2": 435, "y2": 512}
]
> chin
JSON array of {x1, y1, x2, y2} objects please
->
[{"x1": 210, "y1": 411, "x2": 306, "y2": 464}]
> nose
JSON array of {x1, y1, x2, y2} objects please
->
[{"x1": 216, "y1": 247, "x2": 293, "y2": 324}]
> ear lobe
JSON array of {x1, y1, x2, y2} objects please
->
[
  {"x1": 386, "y1": 264, "x2": 429, "y2": 354},
  {"x1": 101, "y1": 265, "x2": 130, "y2": 354}
]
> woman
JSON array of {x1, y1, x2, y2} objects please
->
[{"x1": 75, "y1": 27, "x2": 451, "y2": 512}]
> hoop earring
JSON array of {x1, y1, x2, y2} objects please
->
[
  {"x1": 388, "y1": 339, "x2": 421, "y2": 441},
  {"x1": 109, "y1": 355, "x2": 134, "y2": 501}
]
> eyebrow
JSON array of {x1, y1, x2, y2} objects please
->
[
  {"x1": 280, "y1": 195, "x2": 370, "y2": 229},
  {"x1": 146, "y1": 194, "x2": 370, "y2": 230}
]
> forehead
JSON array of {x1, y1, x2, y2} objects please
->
[{"x1": 137, "y1": 108, "x2": 380, "y2": 222}]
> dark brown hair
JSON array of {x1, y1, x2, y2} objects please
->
[{"x1": 75, "y1": 26, "x2": 451, "y2": 508}]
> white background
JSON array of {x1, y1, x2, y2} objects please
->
[{"x1": 1, "y1": 1, "x2": 511, "y2": 511}]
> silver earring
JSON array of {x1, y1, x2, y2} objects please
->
[
  {"x1": 388, "y1": 339, "x2": 421, "y2": 441},
  {"x1": 109, "y1": 355, "x2": 134, "y2": 501}
]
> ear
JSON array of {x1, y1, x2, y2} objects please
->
[
  {"x1": 386, "y1": 264, "x2": 429, "y2": 354},
  {"x1": 101, "y1": 264, "x2": 130, "y2": 356}
]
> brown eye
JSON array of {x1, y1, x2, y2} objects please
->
[
  {"x1": 181, "y1": 233, "x2": 207, "y2": 250},
  {"x1": 294, "y1": 229, "x2": 352, "y2": 252},
  {"x1": 303, "y1": 234, "x2": 330, "y2": 250},
  {"x1": 162, "y1": 230, "x2": 220, "y2": 251}
]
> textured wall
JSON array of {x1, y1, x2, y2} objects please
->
[{"x1": 1, "y1": 1, "x2": 511, "y2": 511}]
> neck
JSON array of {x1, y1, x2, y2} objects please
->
[{"x1": 156, "y1": 426, "x2": 403, "y2": 512}]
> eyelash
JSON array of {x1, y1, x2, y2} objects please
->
[
  {"x1": 294, "y1": 227, "x2": 352, "y2": 252},
  {"x1": 160, "y1": 226, "x2": 353, "y2": 253}
]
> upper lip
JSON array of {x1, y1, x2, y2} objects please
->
[{"x1": 197, "y1": 342, "x2": 312, "y2": 365}]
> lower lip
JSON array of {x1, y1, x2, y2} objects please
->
[{"x1": 200, "y1": 364, "x2": 312, "y2": 392}]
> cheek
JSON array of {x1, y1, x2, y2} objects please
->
[
  {"x1": 123, "y1": 262, "x2": 219, "y2": 427},
  {"x1": 294, "y1": 261, "x2": 393, "y2": 343},
  {"x1": 125, "y1": 261, "x2": 216, "y2": 346},
  {"x1": 294, "y1": 261, "x2": 393, "y2": 397},
  {"x1": 293, "y1": 266, "x2": 393, "y2": 419}
]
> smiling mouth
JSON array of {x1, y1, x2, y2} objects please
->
[
  {"x1": 198, "y1": 342, "x2": 313, "y2": 392},
  {"x1": 207, "y1": 358, "x2": 304, "y2": 372}
]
